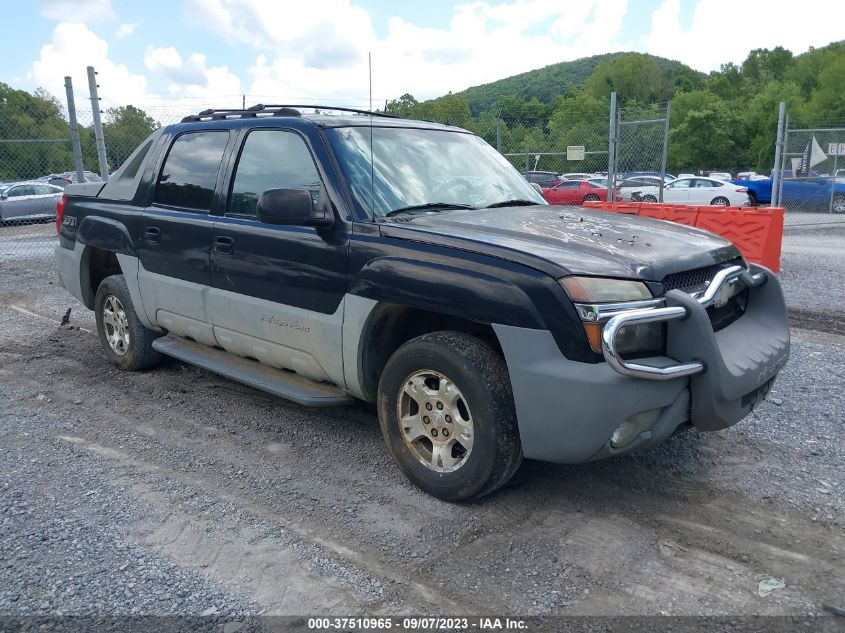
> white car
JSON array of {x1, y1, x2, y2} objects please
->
[
  {"x1": 615, "y1": 176, "x2": 663, "y2": 202},
  {"x1": 663, "y1": 176, "x2": 750, "y2": 206}
]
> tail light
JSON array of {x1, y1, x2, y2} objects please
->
[
  {"x1": 56, "y1": 194, "x2": 68, "y2": 233},
  {"x1": 735, "y1": 187, "x2": 748, "y2": 192}
]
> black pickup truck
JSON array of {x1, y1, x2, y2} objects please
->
[{"x1": 54, "y1": 105, "x2": 790, "y2": 500}]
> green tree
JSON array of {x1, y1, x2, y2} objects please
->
[
  {"x1": 801, "y1": 55, "x2": 845, "y2": 123},
  {"x1": 103, "y1": 105, "x2": 158, "y2": 170},
  {"x1": 385, "y1": 93, "x2": 419, "y2": 118},
  {"x1": 668, "y1": 90, "x2": 746, "y2": 172},
  {"x1": 0, "y1": 83, "x2": 74, "y2": 181},
  {"x1": 586, "y1": 53, "x2": 670, "y2": 104}
]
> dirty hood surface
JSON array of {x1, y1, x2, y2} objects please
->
[{"x1": 382, "y1": 205, "x2": 740, "y2": 280}]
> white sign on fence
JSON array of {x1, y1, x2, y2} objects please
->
[
  {"x1": 566, "y1": 145, "x2": 586, "y2": 161},
  {"x1": 827, "y1": 142, "x2": 845, "y2": 156}
]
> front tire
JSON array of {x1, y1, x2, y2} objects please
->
[
  {"x1": 832, "y1": 194, "x2": 845, "y2": 214},
  {"x1": 641, "y1": 194, "x2": 657, "y2": 203},
  {"x1": 94, "y1": 274, "x2": 162, "y2": 371},
  {"x1": 583, "y1": 194, "x2": 600, "y2": 202},
  {"x1": 377, "y1": 331, "x2": 522, "y2": 501}
]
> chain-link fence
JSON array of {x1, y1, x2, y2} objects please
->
[
  {"x1": 497, "y1": 115, "x2": 610, "y2": 181},
  {"x1": 776, "y1": 116, "x2": 845, "y2": 226}
]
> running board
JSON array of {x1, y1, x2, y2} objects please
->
[{"x1": 152, "y1": 335, "x2": 353, "y2": 407}]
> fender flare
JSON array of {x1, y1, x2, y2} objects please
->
[
  {"x1": 77, "y1": 216, "x2": 137, "y2": 257},
  {"x1": 349, "y1": 256, "x2": 545, "y2": 329}
]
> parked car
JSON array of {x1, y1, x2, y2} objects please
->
[
  {"x1": 663, "y1": 177, "x2": 750, "y2": 206},
  {"x1": 731, "y1": 173, "x2": 845, "y2": 210},
  {"x1": 706, "y1": 171, "x2": 732, "y2": 181},
  {"x1": 0, "y1": 181, "x2": 64, "y2": 222},
  {"x1": 615, "y1": 176, "x2": 664, "y2": 202},
  {"x1": 542, "y1": 179, "x2": 607, "y2": 205},
  {"x1": 54, "y1": 104, "x2": 789, "y2": 501},
  {"x1": 522, "y1": 170, "x2": 561, "y2": 188},
  {"x1": 620, "y1": 171, "x2": 675, "y2": 183},
  {"x1": 36, "y1": 174, "x2": 73, "y2": 187},
  {"x1": 38, "y1": 171, "x2": 103, "y2": 187},
  {"x1": 560, "y1": 172, "x2": 599, "y2": 181}
]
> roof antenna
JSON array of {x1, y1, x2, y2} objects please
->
[{"x1": 368, "y1": 52, "x2": 373, "y2": 112}]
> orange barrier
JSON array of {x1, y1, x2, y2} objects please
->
[{"x1": 582, "y1": 201, "x2": 784, "y2": 272}]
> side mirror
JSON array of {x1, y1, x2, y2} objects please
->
[{"x1": 256, "y1": 188, "x2": 333, "y2": 227}]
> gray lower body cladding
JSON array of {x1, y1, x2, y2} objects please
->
[{"x1": 494, "y1": 267, "x2": 790, "y2": 463}]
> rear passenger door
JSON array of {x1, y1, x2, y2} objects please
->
[
  {"x1": 208, "y1": 128, "x2": 348, "y2": 386},
  {"x1": 138, "y1": 129, "x2": 230, "y2": 346}
]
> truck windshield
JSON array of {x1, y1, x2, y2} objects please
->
[{"x1": 325, "y1": 125, "x2": 546, "y2": 218}]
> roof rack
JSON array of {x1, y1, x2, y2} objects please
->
[{"x1": 181, "y1": 104, "x2": 396, "y2": 123}]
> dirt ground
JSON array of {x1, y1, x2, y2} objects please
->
[{"x1": 0, "y1": 224, "x2": 843, "y2": 622}]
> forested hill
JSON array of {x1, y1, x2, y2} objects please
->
[{"x1": 453, "y1": 53, "x2": 702, "y2": 115}]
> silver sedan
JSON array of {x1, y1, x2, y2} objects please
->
[{"x1": 0, "y1": 181, "x2": 64, "y2": 222}]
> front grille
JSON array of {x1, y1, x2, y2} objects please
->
[{"x1": 662, "y1": 257, "x2": 743, "y2": 293}]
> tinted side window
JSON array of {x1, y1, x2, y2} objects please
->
[
  {"x1": 228, "y1": 130, "x2": 322, "y2": 217},
  {"x1": 155, "y1": 131, "x2": 229, "y2": 211}
]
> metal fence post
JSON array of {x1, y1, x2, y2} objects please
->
[
  {"x1": 496, "y1": 116, "x2": 501, "y2": 152},
  {"x1": 63, "y1": 76, "x2": 85, "y2": 183},
  {"x1": 777, "y1": 113, "x2": 789, "y2": 208},
  {"x1": 607, "y1": 92, "x2": 618, "y2": 202},
  {"x1": 658, "y1": 101, "x2": 671, "y2": 203},
  {"x1": 830, "y1": 144, "x2": 839, "y2": 213},
  {"x1": 87, "y1": 66, "x2": 110, "y2": 181},
  {"x1": 524, "y1": 146, "x2": 529, "y2": 173},
  {"x1": 771, "y1": 101, "x2": 785, "y2": 207}
]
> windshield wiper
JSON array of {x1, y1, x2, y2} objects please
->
[
  {"x1": 483, "y1": 199, "x2": 541, "y2": 209},
  {"x1": 384, "y1": 202, "x2": 476, "y2": 217}
]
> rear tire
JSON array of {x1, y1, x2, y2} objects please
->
[
  {"x1": 832, "y1": 194, "x2": 845, "y2": 214},
  {"x1": 377, "y1": 331, "x2": 522, "y2": 501},
  {"x1": 94, "y1": 274, "x2": 162, "y2": 371},
  {"x1": 583, "y1": 194, "x2": 600, "y2": 202},
  {"x1": 710, "y1": 196, "x2": 730, "y2": 206}
]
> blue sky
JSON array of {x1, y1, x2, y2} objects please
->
[{"x1": 1, "y1": 0, "x2": 840, "y2": 114}]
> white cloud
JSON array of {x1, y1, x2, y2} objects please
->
[
  {"x1": 28, "y1": 23, "x2": 243, "y2": 122},
  {"x1": 29, "y1": 22, "x2": 150, "y2": 110},
  {"x1": 644, "y1": 0, "x2": 845, "y2": 72},
  {"x1": 193, "y1": 0, "x2": 632, "y2": 105},
  {"x1": 145, "y1": 46, "x2": 242, "y2": 98},
  {"x1": 40, "y1": 0, "x2": 115, "y2": 24},
  {"x1": 115, "y1": 22, "x2": 139, "y2": 38}
]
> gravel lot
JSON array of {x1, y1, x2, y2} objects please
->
[{"x1": 0, "y1": 224, "x2": 843, "y2": 623}]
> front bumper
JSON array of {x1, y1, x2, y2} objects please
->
[{"x1": 493, "y1": 264, "x2": 790, "y2": 463}]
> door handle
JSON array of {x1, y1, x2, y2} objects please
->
[
  {"x1": 144, "y1": 227, "x2": 161, "y2": 245},
  {"x1": 213, "y1": 235, "x2": 235, "y2": 255}
]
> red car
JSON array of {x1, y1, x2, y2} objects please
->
[{"x1": 542, "y1": 179, "x2": 608, "y2": 205}]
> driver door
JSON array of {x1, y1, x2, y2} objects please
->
[
  {"x1": 663, "y1": 178, "x2": 693, "y2": 204},
  {"x1": 208, "y1": 128, "x2": 348, "y2": 386}
]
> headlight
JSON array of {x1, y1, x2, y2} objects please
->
[
  {"x1": 560, "y1": 276, "x2": 652, "y2": 303},
  {"x1": 560, "y1": 276, "x2": 664, "y2": 356}
]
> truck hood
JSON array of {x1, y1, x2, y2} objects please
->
[{"x1": 380, "y1": 205, "x2": 741, "y2": 280}]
